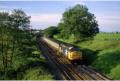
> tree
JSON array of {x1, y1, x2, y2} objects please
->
[
  {"x1": 10, "y1": 9, "x2": 30, "y2": 29},
  {"x1": 9, "y1": 9, "x2": 31, "y2": 57},
  {"x1": 44, "y1": 26, "x2": 59, "y2": 38},
  {"x1": 61, "y1": 4, "x2": 99, "y2": 40},
  {"x1": 0, "y1": 9, "x2": 31, "y2": 79},
  {"x1": 57, "y1": 22, "x2": 68, "y2": 39},
  {"x1": 0, "y1": 12, "x2": 13, "y2": 78}
]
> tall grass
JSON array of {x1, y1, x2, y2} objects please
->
[
  {"x1": 23, "y1": 67, "x2": 53, "y2": 80},
  {"x1": 54, "y1": 33, "x2": 120, "y2": 80}
]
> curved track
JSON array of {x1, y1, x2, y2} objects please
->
[{"x1": 38, "y1": 38, "x2": 110, "y2": 80}]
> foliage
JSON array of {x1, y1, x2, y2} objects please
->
[
  {"x1": 54, "y1": 33, "x2": 120, "y2": 79},
  {"x1": 92, "y1": 47, "x2": 120, "y2": 73},
  {"x1": 58, "y1": 4, "x2": 99, "y2": 40},
  {"x1": 44, "y1": 26, "x2": 59, "y2": 38},
  {"x1": 23, "y1": 67, "x2": 53, "y2": 80},
  {"x1": 9, "y1": 9, "x2": 31, "y2": 29},
  {"x1": 0, "y1": 9, "x2": 54, "y2": 80},
  {"x1": 57, "y1": 23, "x2": 68, "y2": 39},
  {"x1": 37, "y1": 30, "x2": 44, "y2": 37},
  {"x1": 109, "y1": 65, "x2": 120, "y2": 79}
]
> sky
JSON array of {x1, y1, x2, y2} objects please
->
[{"x1": 0, "y1": 1, "x2": 120, "y2": 32}]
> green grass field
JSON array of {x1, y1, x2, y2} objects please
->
[{"x1": 54, "y1": 33, "x2": 120, "y2": 80}]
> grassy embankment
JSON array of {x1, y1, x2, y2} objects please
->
[
  {"x1": 54, "y1": 33, "x2": 120, "y2": 80},
  {"x1": 0, "y1": 33, "x2": 54, "y2": 80},
  {"x1": 16, "y1": 36, "x2": 54, "y2": 80}
]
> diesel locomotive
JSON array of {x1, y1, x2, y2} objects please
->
[{"x1": 42, "y1": 37, "x2": 82, "y2": 61}]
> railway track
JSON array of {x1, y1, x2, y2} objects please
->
[
  {"x1": 39, "y1": 39, "x2": 83, "y2": 80},
  {"x1": 38, "y1": 38, "x2": 110, "y2": 80}
]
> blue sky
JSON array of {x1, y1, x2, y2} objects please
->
[{"x1": 0, "y1": 1, "x2": 120, "y2": 32}]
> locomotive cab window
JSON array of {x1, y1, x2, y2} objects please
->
[{"x1": 69, "y1": 47, "x2": 80, "y2": 51}]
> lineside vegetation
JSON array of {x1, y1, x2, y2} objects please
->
[
  {"x1": 0, "y1": 9, "x2": 54, "y2": 80},
  {"x1": 42, "y1": 4, "x2": 120, "y2": 80}
]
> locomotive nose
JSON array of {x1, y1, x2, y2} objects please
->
[
  {"x1": 69, "y1": 51, "x2": 82, "y2": 60},
  {"x1": 74, "y1": 51, "x2": 82, "y2": 58}
]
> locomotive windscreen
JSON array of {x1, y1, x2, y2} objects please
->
[{"x1": 69, "y1": 47, "x2": 80, "y2": 51}]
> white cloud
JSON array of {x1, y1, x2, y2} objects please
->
[
  {"x1": 31, "y1": 22, "x2": 58, "y2": 29},
  {"x1": 30, "y1": 13, "x2": 62, "y2": 23},
  {"x1": 30, "y1": 13, "x2": 62, "y2": 29},
  {"x1": 96, "y1": 15, "x2": 120, "y2": 32},
  {"x1": 30, "y1": 13, "x2": 120, "y2": 31},
  {"x1": 96, "y1": 15, "x2": 120, "y2": 24}
]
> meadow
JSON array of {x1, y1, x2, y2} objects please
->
[{"x1": 54, "y1": 33, "x2": 120, "y2": 79}]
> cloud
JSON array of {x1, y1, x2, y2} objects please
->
[
  {"x1": 30, "y1": 13, "x2": 120, "y2": 31},
  {"x1": 30, "y1": 13, "x2": 62, "y2": 23},
  {"x1": 31, "y1": 22, "x2": 58, "y2": 29},
  {"x1": 96, "y1": 15, "x2": 120, "y2": 32},
  {"x1": 30, "y1": 13, "x2": 62, "y2": 29},
  {"x1": 96, "y1": 15, "x2": 120, "y2": 24}
]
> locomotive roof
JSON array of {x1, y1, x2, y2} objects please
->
[{"x1": 48, "y1": 37, "x2": 80, "y2": 48}]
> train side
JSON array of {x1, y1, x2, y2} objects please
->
[
  {"x1": 42, "y1": 37, "x2": 82, "y2": 61},
  {"x1": 42, "y1": 37, "x2": 59, "y2": 49}
]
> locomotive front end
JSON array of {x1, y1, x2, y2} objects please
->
[{"x1": 68, "y1": 47, "x2": 82, "y2": 61}]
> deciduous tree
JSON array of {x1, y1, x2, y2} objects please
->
[{"x1": 61, "y1": 4, "x2": 99, "y2": 40}]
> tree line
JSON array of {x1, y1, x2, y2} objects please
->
[
  {"x1": 43, "y1": 4, "x2": 99, "y2": 41},
  {"x1": 0, "y1": 9, "x2": 31, "y2": 79}
]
